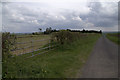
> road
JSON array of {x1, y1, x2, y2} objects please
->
[{"x1": 78, "y1": 35, "x2": 118, "y2": 78}]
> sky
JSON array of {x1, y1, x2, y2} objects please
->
[{"x1": 1, "y1": 0, "x2": 119, "y2": 33}]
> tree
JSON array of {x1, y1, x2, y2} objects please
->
[
  {"x1": 45, "y1": 27, "x2": 52, "y2": 34},
  {"x1": 82, "y1": 29, "x2": 85, "y2": 33},
  {"x1": 99, "y1": 30, "x2": 102, "y2": 33},
  {"x1": 38, "y1": 28, "x2": 42, "y2": 32},
  {"x1": 39, "y1": 28, "x2": 42, "y2": 32}
]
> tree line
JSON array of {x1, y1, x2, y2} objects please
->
[{"x1": 32, "y1": 27, "x2": 102, "y2": 35}]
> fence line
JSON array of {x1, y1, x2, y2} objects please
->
[
  {"x1": 16, "y1": 38, "x2": 50, "y2": 44},
  {"x1": 26, "y1": 48, "x2": 55, "y2": 59},
  {"x1": 16, "y1": 44, "x2": 57, "y2": 56},
  {"x1": 11, "y1": 38, "x2": 50, "y2": 51},
  {"x1": 11, "y1": 37, "x2": 58, "y2": 57},
  {"x1": 11, "y1": 44, "x2": 57, "y2": 58},
  {"x1": 16, "y1": 35, "x2": 48, "y2": 38},
  {"x1": 11, "y1": 41, "x2": 51, "y2": 51}
]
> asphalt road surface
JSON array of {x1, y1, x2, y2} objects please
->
[{"x1": 78, "y1": 35, "x2": 118, "y2": 78}]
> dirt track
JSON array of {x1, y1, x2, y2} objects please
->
[{"x1": 78, "y1": 35, "x2": 118, "y2": 78}]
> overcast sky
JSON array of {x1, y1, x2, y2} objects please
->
[{"x1": 1, "y1": 0, "x2": 118, "y2": 33}]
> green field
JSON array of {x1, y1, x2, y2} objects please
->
[
  {"x1": 106, "y1": 33, "x2": 120, "y2": 45},
  {"x1": 3, "y1": 33, "x2": 101, "y2": 78}
]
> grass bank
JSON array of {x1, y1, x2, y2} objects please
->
[
  {"x1": 3, "y1": 33, "x2": 101, "y2": 78},
  {"x1": 106, "y1": 33, "x2": 120, "y2": 45}
]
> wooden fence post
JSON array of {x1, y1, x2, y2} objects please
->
[
  {"x1": 49, "y1": 39, "x2": 50, "y2": 50},
  {"x1": 31, "y1": 38, "x2": 34, "y2": 56}
]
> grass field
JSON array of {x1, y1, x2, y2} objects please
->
[
  {"x1": 11, "y1": 34, "x2": 50, "y2": 55},
  {"x1": 106, "y1": 33, "x2": 120, "y2": 45},
  {"x1": 3, "y1": 33, "x2": 101, "y2": 78}
]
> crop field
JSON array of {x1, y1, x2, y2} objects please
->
[
  {"x1": 11, "y1": 34, "x2": 51, "y2": 55},
  {"x1": 106, "y1": 33, "x2": 120, "y2": 45}
]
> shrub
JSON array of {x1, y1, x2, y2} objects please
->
[
  {"x1": 51, "y1": 30, "x2": 81, "y2": 45},
  {"x1": 44, "y1": 27, "x2": 52, "y2": 34},
  {"x1": 2, "y1": 32, "x2": 17, "y2": 59},
  {"x1": 32, "y1": 32, "x2": 40, "y2": 35},
  {"x1": 2, "y1": 32, "x2": 17, "y2": 78}
]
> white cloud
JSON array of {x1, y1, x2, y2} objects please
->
[
  {"x1": 19, "y1": 17, "x2": 25, "y2": 21},
  {"x1": 72, "y1": 16, "x2": 82, "y2": 21},
  {"x1": 31, "y1": 20, "x2": 39, "y2": 25},
  {"x1": 60, "y1": 16, "x2": 66, "y2": 20},
  {"x1": 12, "y1": 14, "x2": 25, "y2": 21}
]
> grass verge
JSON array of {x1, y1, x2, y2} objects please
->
[
  {"x1": 3, "y1": 34, "x2": 101, "y2": 78},
  {"x1": 106, "y1": 33, "x2": 120, "y2": 45}
]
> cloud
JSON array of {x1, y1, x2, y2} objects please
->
[
  {"x1": 81, "y1": 2, "x2": 118, "y2": 28},
  {"x1": 2, "y1": 2, "x2": 118, "y2": 33},
  {"x1": 72, "y1": 16, "x2": 82, "y2": 21}
]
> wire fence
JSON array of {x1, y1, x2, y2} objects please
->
[{"x1": 11, "y1": 37, "x2": 57, "y2": 57}]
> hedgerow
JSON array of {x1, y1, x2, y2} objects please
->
[
  {"x1": 51, "y1": 30, "x2": 81, "y2": 45},
  {"x1": 2, "y1": 32, "x2": 17, "y2": 58}
]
